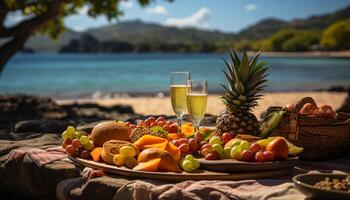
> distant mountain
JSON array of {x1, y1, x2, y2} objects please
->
[
  {"x1": 24, "y1": 5, "x2": 350, "y2": 52},
  {"x1": 238, "y1": 6, "x2": 350, "y2": 40},
  {"x1": 86, "y1": 20, "x2": 235, "y2": 44}
]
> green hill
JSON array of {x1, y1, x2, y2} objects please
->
[{"x1": 24, "y1": 5, "x2": 350, "y2": 52}]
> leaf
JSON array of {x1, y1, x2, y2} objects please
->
[{"x1": 151, "y1": 126, "x2": 168, "y2": 134}]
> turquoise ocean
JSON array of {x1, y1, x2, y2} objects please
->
[{"x1": 0, "y1": 53, "x2": 349, "y2": 98}]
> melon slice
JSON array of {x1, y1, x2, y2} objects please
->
[
  {"x1": 90, "y1": 147, "x2": 103, "y2": 162},
  {"x1": 133, "y1": 135, "x2": 167, "y2": 149},
  {"x1": 133, "y1": 158, "x2": 161, "y2": 172}
]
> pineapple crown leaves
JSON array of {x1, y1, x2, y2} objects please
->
[{"x1": 220, "y1": 49, "x2": 269, "y2": 113}]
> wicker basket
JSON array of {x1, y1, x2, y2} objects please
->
[{"x1": 268, "y1": 97, "x2": 350, "y2": 160}]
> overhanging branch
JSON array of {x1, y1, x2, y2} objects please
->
[{"x1": 0, "y1": 0, "x2": 62, "y2": 38}]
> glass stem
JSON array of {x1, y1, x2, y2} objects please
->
[
  {"x1": 194, "y1": 120, "x2": 200, "y2": 133},
  {"x1": 176, "y1": 116, "x2": 182, "y2": 134}
]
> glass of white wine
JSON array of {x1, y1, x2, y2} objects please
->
[
  {"x1": 170, "y1": 72, "x2": 190, "y2": 133},
  {"x1": 187, "y1": 80, "x2": 208, "y2": 132}
]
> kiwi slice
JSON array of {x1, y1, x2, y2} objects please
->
[{"x1": 259, "y1": 110, "x2": 286, "y2": 138}]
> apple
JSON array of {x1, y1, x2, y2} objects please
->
[
  {"x1": 263, "y1": 151, "x2": 275, "y2": 162},
  {"x1": 250, "y1": 143, "x2": 262, "y2": 154},
  {"x1": 241, "y1": 150, "x2": 254, "y2": 162},
  {"x1": 300, "y1": 103, "x2": 317, "y2": 115},
  {"x1": 255, "y1": 151, "x2": 265, "y2": 162},
  {"x1": 266, "y1": 138, "x2": 289, "y2": 160}
]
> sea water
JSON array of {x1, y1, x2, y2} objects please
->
[{"x1": 0, "y1": 53, "x2": 349, "y2": 98}]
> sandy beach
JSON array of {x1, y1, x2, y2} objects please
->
[{"x1": 56, "y1": 92, "x2": 347, "y2": 119}]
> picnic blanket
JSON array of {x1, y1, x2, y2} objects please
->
[{"x1": 7, "y1": 146, "x2": 349, "y2": 200}]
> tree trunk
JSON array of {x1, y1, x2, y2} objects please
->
[
  {"x1": 0, "y1": 0, "x2": 62, "y2": 73},
  {"x1": 0, "y1": 35, "x2": 30, "y2": 73}
]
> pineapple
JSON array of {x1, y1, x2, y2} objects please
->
[{"x1": 216, "y1": 50, "x2": 268, "y2": 136}]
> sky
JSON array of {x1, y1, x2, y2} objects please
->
[{"x1": 7, "y1": 0, "x2": 350, "y2": 33}]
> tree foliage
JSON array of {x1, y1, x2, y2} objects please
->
[
  {"x1": 0, "y1": 0, "x2": 172, "y2": 73},
  {"x1": 321, "y1": 18, "x2": 350, "y2": 50}
]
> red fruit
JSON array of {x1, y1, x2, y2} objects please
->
[
  {"x1": 163, "y1": 125, "x2": 170, "y2": 132},
  {"x1": 72, "y1": 139, "x2": 81, "y2": 148},
  {"x1": 155, "y1": 117, "x2": 165, "y2": 123},
  {"x1": 168, "y1": 124, "x2": 178, "y2": 133},
  {"x1": 201, "y1": 148, "x2": 211, "y2": 157},
  {"x1": 80, "y1": 150, "x2": 90, "y2": 159},
  {"x1": 144, "y1": 119, "x2": 151, "y2": 127},
  {"x1": 188, "y1": 138, "x2": 199, "y2": 153},
  {"x1": 149, "y1": 122, "x2": 156, "y2": 127},
  {"x1": 285, "y1": 103, "x2": 295, "y2": 111},
  {"x1": 221, "y1": 132, "x2": 233, "y2": 144},
  {"x1": 199, "y1": 140, "x2": 207, "y2": 147},
  {"x1": 125, "y1": 121, "x2": 131, "y2": 126},
  {"x1": 129, "y1": 124, "x2": 137, "y2": 130},
  {"x1": 148, "y1": 117, "x2": 156, "y2": 124},
  {"x1": 65, "y1": 145, "x2": 76, "y2": 156},
  {"x1": 266, "y1": 138, "x2": 289, "y2": 160},
  {"x1": 156, "y1": 121, "x2": 165, "y2": 127},
  {"x1": 241, "y1": 150, "x2": 254, "y2": 162},
  {"x1": 166, "y1": 121, "x2": 174, "y2": 126},
  {"x1": 62, "y1": 139, "x2": 72, "y2": 149},
  {"x1": 255, "y1": 151, "x2": 265, "y2": 162},
  {"x1": 178, "y1": 143, "x2": 190, "y2": 154},
  {"x1": 205, "y1": 152, "x2": 220, "y2": 160},
  {"x1": 300, "y1": 103, "x2": 317, "y2": 115},
  {"x1": 316, "y1": 105, "x2": 336, "y2": 118},
  {"x1": 201, "y1": 144, "x2": 213, "y2": 152},
  {"x1": 172, "y1": 139, "x2": 181, "y2": 147},
  {"x1": 178, "y1": 138, "x2": 188, "y2": 145},
  {"x1": 263, "y1": 151, "x2": 275, "y2": 162},
  {"x1": 250, "y1": 143, "x2": 262, "y2": 154},
  {"x1": 194, "y1": 132, "x2": 203, "y2": 142}
]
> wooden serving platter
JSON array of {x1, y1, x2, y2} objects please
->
[
  {"x1": 199, "y1": 157, "x2": 298, "y2": 172},
  {"x1": 69, "y1": 156, "x2": 291, "y2": 181}
]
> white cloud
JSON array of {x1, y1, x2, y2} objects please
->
[
  {"x1": 245, "y1": 4, "x2": 257, "y2": 12},
  {"x1": 120, "y1": 1, "x2": 133, "y2": 9},
  {"x1": 146, "y1": 5, "x2": 168, "y2": 15},
  {"x1": 164, "y1": 7, "x2": 210, "y2": 29},
  {"x1": 78, "y1": 6, "x2": 89, "y2": 15},
  {"x1": 72, "y1": 26, "x2": 86, "y2": 32}
]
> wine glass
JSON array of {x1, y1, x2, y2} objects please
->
[
  {"x1": 170, "y1": 72, "x2": 190, "y2": 133},
  {"x1": 187, "y1": 80, "x2": 208, "y2": 132}
]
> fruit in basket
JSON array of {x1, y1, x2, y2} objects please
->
[
  {"x1": 91, "y1": 121, "x2": 131, "y2": 147},
  {"x1": 216, "y1": 50, "x2": 268, "y2": 136},
  {"x1": 313, "y1": 105, "x2": 336, "y2": 119},
  {"x1": 129, "y1": 126, "x2": 167, "y2": 143},
  {"x1": 285, "y1": 103, "x2": 295, "y2": 111},
  {"x1": 137, "y1": 148, "x2": 181, "y2": 172},
  {"x1": 101, "y1": 140, "x2": 137, "y2": 164},
  {"x1": 299, "y1": 103, "x2": 317, "y2": 115},
  {"x1": 266, "y1": 138, "x2": 289, "y2": 160}
]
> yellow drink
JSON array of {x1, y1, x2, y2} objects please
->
[
  {"x1": 186, "y1": 93, "x2": 208, "y2": 123},
  {"x1": 170, "y1": 85, "x2": 188, "y2": 116}
]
